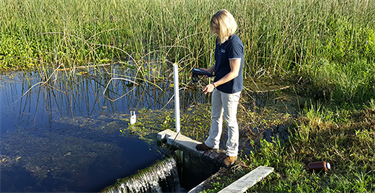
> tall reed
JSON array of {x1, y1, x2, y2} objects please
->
[{"x1": 1, "y1": 0, "x2": 374, "y2": 96}]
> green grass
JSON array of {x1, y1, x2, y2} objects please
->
[
  {"x1": 302, "y1": 59, "x2": 375, "y2": 105},
  {"x1": 245, "y1": 101, "x2": 375, "y2": 192}
]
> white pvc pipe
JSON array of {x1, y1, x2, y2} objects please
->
[{"x1": 173, "y1": 64, "x2": 180, "y2": 133}]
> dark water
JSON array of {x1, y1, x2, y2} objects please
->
[{"x1": 0, "y1": 65, "x2": 208, "y2": 192}]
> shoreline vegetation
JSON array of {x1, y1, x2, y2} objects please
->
[{"x1": 1, "y1": 0, "x2": 375, "y2": 192}]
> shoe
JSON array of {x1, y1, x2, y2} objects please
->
[
  {"x1": 223, "y1": 156, "x2": 237, "y2": 167},
  {"x1": 196, "y1": 143, "x2": 212, "y2": 151}
]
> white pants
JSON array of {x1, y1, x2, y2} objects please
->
[{"x1": 205, "y1": 89, "x2": 241, "y2": 156}]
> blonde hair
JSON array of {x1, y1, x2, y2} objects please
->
[{"x1": 210, "y1": 9, "x2": 238, "y2": 44}]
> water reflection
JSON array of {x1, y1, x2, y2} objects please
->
[
  {"x1": 0, "y1": 64, "x2": 300, "y2": 192},
  {"x1": 0, "y1": 65, "x2": 209, "y2": 192}
]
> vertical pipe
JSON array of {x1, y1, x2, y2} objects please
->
[{"x1": 173, "y1": 64, "x2": 180, "y2": 133}]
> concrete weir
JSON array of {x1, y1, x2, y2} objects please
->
[
  {"x1": 157, "y1": 129, "x2": 274, "y2": 193},
  {"x1": 157, "y1": 129, "x2": 226, "y2": 162}
]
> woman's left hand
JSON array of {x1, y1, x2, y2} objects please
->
[{"x1": 203, "y1": 83, "x2": 215, "y2": 94}]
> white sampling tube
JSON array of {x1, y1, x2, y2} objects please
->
[{"x1": 173, "y1": 63, "x2": 180, "y2": 133}]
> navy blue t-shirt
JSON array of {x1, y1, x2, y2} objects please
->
[{"x1": 214, "y1": 33, "x2": 244, "y2": 94}]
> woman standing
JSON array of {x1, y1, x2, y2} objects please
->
[{"x1": 196, "y1": 9, "x2": 244, "y2": 167}]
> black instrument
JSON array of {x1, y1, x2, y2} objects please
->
[{"x1": 191, "y1": 68, "x2": 214, "y2": 83}]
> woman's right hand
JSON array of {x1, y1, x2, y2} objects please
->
[{"x1": 203, "y1": 83, "x2": 215, "y2": 94}]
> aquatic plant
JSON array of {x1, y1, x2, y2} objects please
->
[
  {"x1": 1, "y1": 0, "x2": 374, "y2": 105},
  {"x1": 1, "y1": 0, "x2": 374, "y2": 75}
]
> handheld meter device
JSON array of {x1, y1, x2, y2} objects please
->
[{"x1": 191, "y1": 68, "x2": 214, "y2": 83}]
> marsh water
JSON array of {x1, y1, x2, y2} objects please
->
[
  {"x1": 0, "y1": 64, "x2": 210, "y2": 192},
  {"x1": 0, "y1": 64, "x2": 298, "y2": 192}
]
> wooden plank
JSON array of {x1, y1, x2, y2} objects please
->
[{"x1": 218, "y1": 166, "x2": 274, "y2": 193}]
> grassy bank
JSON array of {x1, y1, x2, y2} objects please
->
[
  {"x1": 196, "y1": 105, "x2": 375, "y2": 192},
  {"x1": 246, "y1": 101, "x2": 375, "y2": 192}
]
